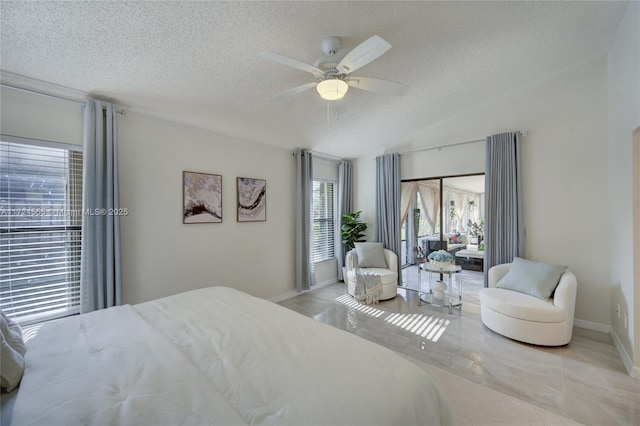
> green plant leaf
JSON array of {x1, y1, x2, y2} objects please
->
[{"x1": 341, "y1": 211, "x2": 367, "y2": 251}]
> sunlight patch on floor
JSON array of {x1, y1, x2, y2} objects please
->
[
  {"x1": 334, "y1": 294, "x2": 386, "y2": 318},
  {"x1": 385, "y1": 312, "x2": 450, "y2": 342},
  {"x1": 333, "y1": 293, "x2": 450, "y2": 342}
]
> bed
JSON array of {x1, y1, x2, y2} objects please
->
[{"x1": 4, "y1": 286, "x2": 452, "y2": 425}]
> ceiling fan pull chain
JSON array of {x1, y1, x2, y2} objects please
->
[{"x1": 326, "y1": 102, "x2": 338, "y2": 126}]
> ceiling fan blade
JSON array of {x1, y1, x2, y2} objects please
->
[
  {"x1": 347, "y1": 76, "x2": 409, "y2": 96},
  {"x1": 270, "y1": 82, "x2": 318, "y2": 102},
  {"x1": 336, "y1": 35, "x2": 391, "y2": 75},
  {"x1": 258, "y1": 52, "x2": 324, "y2": 78}
]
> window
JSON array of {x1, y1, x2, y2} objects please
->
[
  {"x1": 0, "y1": 137, "x2": 83, "y2": 324},
  {"x1": 311, "y1": 180, "x2": 335, "y2": 263}
]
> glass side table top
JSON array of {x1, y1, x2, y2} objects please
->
[{"x1": 420, "y1": 263, "x2": 462, "y2": 273}]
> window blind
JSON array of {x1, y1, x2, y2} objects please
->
[
  {"x1": 0, "y1": 139, "x2": 83, "y2": 324},
  {"x1": 311, "y1": 180, "x2": 335, "y2": 263}
]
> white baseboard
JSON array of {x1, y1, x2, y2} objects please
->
[
  {"x1": 573, "y1": 319, "x2": 612, "y2": 333},
  {"x1": 574, "y1": 320, "x2": 640, "y2": 379},
  {"x1": 268, "y1": 279, "x2": 340, "y2": 303},
  {"x1": 610, "y1": 329, "x2": 640, "y2": 379}
]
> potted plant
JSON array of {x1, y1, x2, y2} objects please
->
[
  {"x1": 341, "y1": 211, "x2": 367, "y2": 252},
  {"x1": 467, "y1": 219, "x2": 485, "y2": 245}
]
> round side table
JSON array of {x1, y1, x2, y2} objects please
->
[{"x1": 418, "y1": 262, "x2": 463, "y2": 314}]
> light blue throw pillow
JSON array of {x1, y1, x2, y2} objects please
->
[
  {"x1": 354, "y1": 242, "x2": 388, "y2": 268},
  {"x1": 496, "y1": 257, "x2": 567, "y2": 300}
]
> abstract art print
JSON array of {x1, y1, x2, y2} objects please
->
[
  {"x1": 183, "y1": 171, "x2": 222, "y2": 224},
  {"x1": 237, "y1": 177, "x2": 266, "y2": 222}
]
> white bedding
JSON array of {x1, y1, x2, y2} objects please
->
[{"x1": 11, "y1": 286, "x2": 452, "y2": 425}]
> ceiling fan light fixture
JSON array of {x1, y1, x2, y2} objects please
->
[{"x1": 316, "y1": 79, "x2": 349, "y2": 101}]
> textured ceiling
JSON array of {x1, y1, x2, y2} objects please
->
[{"x1": 0, "y1": 1, "x2": 627, "y2": 158}]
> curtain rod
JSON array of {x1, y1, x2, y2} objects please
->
[
  {"x1": 401, "y1": 130, "x2": 528, "y2": 156},
  {"x1": 310, "y1": 150, "x2": 343, "y2": 161},
  {"x1": 1, "y1": 83, "x2": 127, "y2": 115}
]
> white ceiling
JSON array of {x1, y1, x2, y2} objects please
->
[{"x1": 0, "y1": 1, "x2": 627, "y2": 159}]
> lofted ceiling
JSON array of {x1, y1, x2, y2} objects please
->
[{"x1": 0, "y1": 1, "x2": 628, "y2": 159}]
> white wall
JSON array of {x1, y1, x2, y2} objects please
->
[
  {"x1": 402, "y1": 142, "x2": 486, "y2": 180},
  {"x1": 353, "y1": 155, "x2": 377, "y2": 241},
  {"x1": 1, "y1": 89, "x2": 297, "y2": 304},
  {"x1": 608, "y1": 0, "x2": 640, "y2": 374},
  {"x1": 355, "y1": 56, "x2": 611, "y2": 326},
  {"x1": 0, "y1": 87, "x2": 83, "y2": 145},
  {"x1": 634, "y1": 129, "x2": 640, "y2": 375},
  {"x1": 118, "y1": 112, "x2": 296, "y2": 303}
]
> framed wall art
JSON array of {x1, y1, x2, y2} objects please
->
[
  {"x1": 237, "y1": 177, "x2": 266, "y2": 222},
  {"x1": 183, "y1": 171, "x2": 222, "y2": 224}
]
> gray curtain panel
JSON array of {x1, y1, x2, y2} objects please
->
[
  {"x1": 295, "y1": 149, "x2": 314, "y2": 291},
  {"x1": 337, "y1": 161, "x2": 353, "y2": 281},
  {"x1": 484, "y1": 131, "x2": 524, "y2": 286},
  {"x1": 80, "y1": 99, "x2": 122, "y2": 313},
  {"x1": 375, "y1": 153, "x2": 402, "y2": 283}
]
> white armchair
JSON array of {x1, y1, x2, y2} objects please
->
[
  {"x1": 479, "y1": 263, "x2": 577, "y2": 346},
  {"x1": 345, "y1": 248, "x2": 398, "y2": 301}
]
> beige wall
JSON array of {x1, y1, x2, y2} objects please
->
[
  {"x1": 355, "y1": 56, "x2": 611, "y2": 327},
  {"x1": 1, "y1": 89, "x2": 298, "y2": 304},
  {"x1": 0, "y1": 87, "x2": 83, "y2": 145},
  {"x1": 634, "y1": 128, "x2": 640, "y2": 373},
  {"x1": 118, "y1": 112, "x2": 297, "y2": 303},
  {"x1": 353, "y1": 155, "x2": 377, "y2": 242},
  {"x1": 608, "y1": 0, "x2": 640, "y2": 376}
]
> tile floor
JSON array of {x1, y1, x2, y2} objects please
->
[{"x1": 278, "y1": 268, "x2": 640, "y2": 426}]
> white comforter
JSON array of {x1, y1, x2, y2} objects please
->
[{"x1": 12, "y1": 287, "x2": 452, "y2": 425}]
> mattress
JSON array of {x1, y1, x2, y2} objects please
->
[{"x1": 10, "y1": 286, "x2": 452, "y2": 425}]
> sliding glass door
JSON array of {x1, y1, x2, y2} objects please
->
[{"x1": 401, "y1": 174, "x2": 484, "y2": 267}]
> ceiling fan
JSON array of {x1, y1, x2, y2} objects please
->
[{"x1": 259, "y1": 35, "x2": 409, "y2": 102}]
